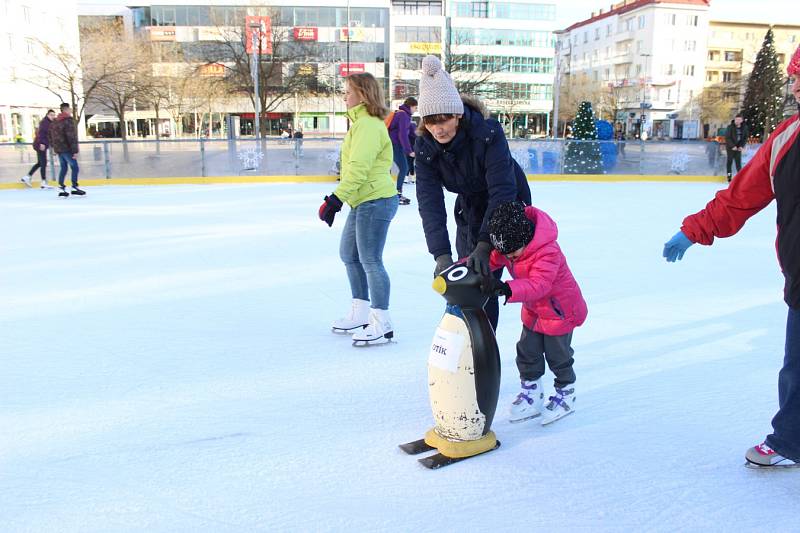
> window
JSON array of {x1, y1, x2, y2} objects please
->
[
  {"x1": 605, "y1": 46, "x2": 610, "y2": 58},
  {"x1": 606, "y1": 24, "x2": 612, "y2": 37},
  {"x1": 396, "y1": 54, "x2": 427, "y2": 70},
  {"x1": 595, "y1": 28, "x2": 600, "y2": 41},
  {"x1": 603, "y1": 68, "x2": 610, "y2": 80},
  {"x1": 684, "y1": 40, "x2": 696, "y2": 52},
  {"x1": 452, "y1": 28, "x2": 552, "y2": 48},
  {"x1": 392, "y1": 1, "x2": 442, "y2": 16},
  {"x1": 25, "y1": 37, "x2": 34, "y2": 54},
  {"x1": 638, "y1": 15, "x2": 645, "y2": 29},
  {"x1": 636, "y1": 40, "x2": 643, "y2": 53},
  {"x1": 723, "y1": 71, "x2": 739, "y2": 83},
  {"x1": 724, "y1": 50, "x2": 742, "y2": 62},
  {"x1": 663, "y1": 64, "x2": 674, "y2": 75},
  {"x1": 708, "y1": 50, "x2": 719, "y2": 61},
  {"x1": 687, "y1": 15, "x2": 698, "y2": 26},
  {"x1": 706, "y1": 70, "x2": 719, "y2": 82},
  {"x1": 583, "y1": 31, "x2": 587, "y2": 43},
  {"x1": 395, "y1": 26, "x2": 441, "y2": 42},
  {"x1": 22, "y1": 5, "x2": 30, "y2": 23},
  {"x1": 683, "y1": 64, "x2": 695, "y2": 76},
  {"x1": 593, "y1": 70, "x2": 599, "y2": 81},
  {"x1": 665, "y1": 13, "x2": 676, "y2": 25},
  {"x1": 636, "y1": 64, "x2": 642, "y2": 75}
]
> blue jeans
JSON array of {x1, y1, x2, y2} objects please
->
[
  {"x1": 339, "y1": 196, "x2": 399, "y2": 310},
  {"x1": 766, "y1": 306, "x2": 800, "y2": 461},
  {"x1": 57, "y1": 152, "x2": 79, "y2": 187},
  {"x1": 392, "y1": 144, "x2": 408, "y2": 193}
]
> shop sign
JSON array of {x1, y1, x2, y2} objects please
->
[
  {"x1": 339, "y1": 27, "x2": 365, "y2": 42},
  {"x1": 408, "y1": 42, "x2": 441, "y2": 54},
  {"x1": 245, "y1": 16, "x2": 272, "y2": 54},
  {"x1": 150, "y1": 26, "x2": 176, "y2": 41},
  {"x1": 293, "y1": 27, "x2": 318, "y2": 41},
  {"x1": 199, "y1": 63, "x2": 225, "y2": 76},
  {"x1": 339, "y1": 63, "x2": 365, "y2": 76}
]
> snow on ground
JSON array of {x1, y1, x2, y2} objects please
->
[{"x1": 1, "y1": 182, "x2": 798, "y2": 532}]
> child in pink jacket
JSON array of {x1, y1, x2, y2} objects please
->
[{"x1": 486, "y1": 201, "x2": 587, "y2": 425}]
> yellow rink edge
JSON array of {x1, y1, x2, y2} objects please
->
[{"x1": 0, "y1": 173, "x2": 727, "y2": 189}]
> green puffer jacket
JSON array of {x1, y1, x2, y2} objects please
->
[{"x1": 334, "y1": 104, "x2": 396, "y2": 207}]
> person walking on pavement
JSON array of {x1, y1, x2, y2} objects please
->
[
  {"x1": 414, "y1": 55, "x2": 531, "y2": 331},
  {"x1": 724, "y1": 112, "x2": 749, "y2": 183},
  {"x1": 49, "y1": 103, "x2": 85, "y2": 197},
  {"x1": 20, "y1": 109, "x2": 56, "y2": 189},
  {"x1": 387, "y1": 97, "x2": 418, "y2": 205},
  {"x1": 662, "y1": 47, "x2": 800, "y2": 469}
]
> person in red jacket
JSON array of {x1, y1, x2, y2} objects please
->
[
  {"x1": 662, "y1": 46, "x2": 800, "y2": 469},
  {"x1": 485, "y1": 201, "x2": 587, "y2": 425}
]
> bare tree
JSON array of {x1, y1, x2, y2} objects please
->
[
  {"x1": 199, "y1": 11, "x2": 329, "y2": 136},
  {"x1": 23, "y1": 19, "x2": 131, "y2": 128}
]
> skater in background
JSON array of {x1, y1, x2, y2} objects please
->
[
  {"x1": 387, "y1": 96, "x2": 417, "y2": 205},
  {"x1": 414, "y1": 55, "x2": 531, "y2": 331},
  {"x1": 292, "y1": 127, "x2": 304, "y2": 158},
  {"x1": 318, "y1": 72, "x2": 399, "y2": 345},
  {"x1": 484, "y1": 202, "x2": 587, "y2": 425},
  {"x1": 662, "y1": 51, "x2": 800, "y2": 468},
  {"x1": 20, "y1": 109, "x2": 55, "y2": 189},
  {"x1": 705, "y1": 137, "x2": 721, "y2": 175},
  {"x1": 724, "y1": 113, "x2": 749, "y2": 183},
  {"x1": 49, "y1": 103, "x2": 85, "y2": 197}
]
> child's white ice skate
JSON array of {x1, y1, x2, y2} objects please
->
[
  {"x1": 541, "y1": 385, "x2": 576, "y2": 425},
  {"x1": 509, "y1": 378, "x2": 544, "y2": 423}
]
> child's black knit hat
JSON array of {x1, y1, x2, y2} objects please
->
[{"x1": 488, "y1": 201, "x2": 535, "y2": 255}]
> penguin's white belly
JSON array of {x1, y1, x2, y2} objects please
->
[{"x1": 427, "y1": 313, "x2": 486, "y2": 441}]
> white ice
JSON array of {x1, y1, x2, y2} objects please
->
[{"x1": 1, "y1": 182, "x2": 797, "y2": 532}]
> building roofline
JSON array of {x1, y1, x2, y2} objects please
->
[{"x1": 559, "y1": 0, "x2": 710, "y2": 33}]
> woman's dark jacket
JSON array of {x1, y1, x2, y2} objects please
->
[{"x1": 414, "y1": 103, "x2": 531, "y2": 258}]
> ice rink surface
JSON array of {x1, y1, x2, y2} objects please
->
[{"x1": 1, "y1": 182, "x2": 797, "y2": 532}]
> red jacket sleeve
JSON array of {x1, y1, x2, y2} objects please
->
[{"x1": 681, "y1": 130, "x2": 777, "y2": 245}]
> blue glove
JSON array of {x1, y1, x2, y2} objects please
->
[{"x1": 663, "y1": 231, "x2": 693, "y2": 262}]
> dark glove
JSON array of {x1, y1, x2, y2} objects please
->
[
  {"x1": 467, "y1": 241, "x2": 492, "y2": 277},
  {"x1": 662, "y1": 231, "x2": 693, "y2": 262},
  {"x1": 434, "y1": 254, "x2": 454, "y2": 277},
  {"x1": 318, "y1": 193, "x2": 343, "y2": 227},
  {"x1": 482, "y1": 277, "x2": 512, "y2": 304}
]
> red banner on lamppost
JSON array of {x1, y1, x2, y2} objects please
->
[{"x1": 245, "y1": 16, "x2": 272, "y2": 54}]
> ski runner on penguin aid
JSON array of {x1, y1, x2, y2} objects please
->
[
  {"x1": 414, "y1": 55, "x2": 531, "y2": 332},
  {"x1": 484, "y1": 202, "x2": 587, "y2": 425},
  {"x1": 318, "y1": 72, "x2": 399, "y2": 346},
  {"x1": 662, "y1": 44, "x2": 800, "y2": 469}
]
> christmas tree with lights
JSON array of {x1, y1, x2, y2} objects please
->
[
  {"x1": 564, "y1": 101, "x2": 603, "y2": 174},
  {"x1": 742, "y1": 29, "x2": 785, "y2": 141}
]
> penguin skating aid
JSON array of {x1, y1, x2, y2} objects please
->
[{"x1": 400, "y1": 263, "x2": 502, "y2": 469}]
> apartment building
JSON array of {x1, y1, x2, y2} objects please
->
[
  {"x1": 704, "y1": 21, "x2": 800, "y2": 136},
  {"x1": 556, "y1": 0, "x2": 710, "y2": 139},
  {"x1": 1, "y1": 0, "x2": 83, "y2": 142}
]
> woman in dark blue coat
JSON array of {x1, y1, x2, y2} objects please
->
[{"x1": 414, "y1": 55, "x2": 531, "y2": 329}]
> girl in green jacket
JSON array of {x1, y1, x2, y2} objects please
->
[{"x1": 318, "y1": 73, "x2": 399, "y2": 346}]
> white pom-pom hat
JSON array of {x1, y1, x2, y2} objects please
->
[{"x1": 418, "y1": 55, "x2": 464, "y2": 118}]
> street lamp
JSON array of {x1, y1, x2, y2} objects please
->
[{"x1": 250, "y1": 21, "x2": 261, "y2": 140}]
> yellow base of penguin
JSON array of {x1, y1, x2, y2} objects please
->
[{"x1": 424, "y1": 428, "x2": 497, "y2": 459}]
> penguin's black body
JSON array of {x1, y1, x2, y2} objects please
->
[{"x1": 418, "y1": 263, "x2": 502, "y2": 458}]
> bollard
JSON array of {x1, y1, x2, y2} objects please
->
[
  {"x1": 200, "y1": 138, "x2": 206, "y2": 177},
  {"x1": 103, "y1": 142, "x2": 111, "y2": 179}
]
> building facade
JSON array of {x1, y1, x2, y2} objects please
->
[
  {"x1": 389, "y1": 0, "x2": 556, "y2": 137},
  {"x1": 556, "y1": 0, "x2": 711, "y2": 139},
  {"x1": 1, "y1": 0, "x2": 83, "y2": 142},
  {"x1": 703, "y1": 21, "x2": 800, "y2": 136}
]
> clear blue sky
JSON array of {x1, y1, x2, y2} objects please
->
[{"x1": 555, "y1": 0, "x2": 800, "y2": 30}]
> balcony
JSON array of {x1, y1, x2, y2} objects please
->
[
  {"x1": 615, "y1": 30, "x2": 635, "y2": 42},
  {"x1": 612, "y1": 52, "x2": 633, "y2": 64}
]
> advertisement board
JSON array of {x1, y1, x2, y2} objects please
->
[
  {"x1": 339, "y1": 63, "x2": 366, "y2": 76},
  {"x1": 245, "y1": 16, "x2": 272, "y2": 54},
  {"x1": 293, "y1": 27, "x2": 318, "y2": 41}
]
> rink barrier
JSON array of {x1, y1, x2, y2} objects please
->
[{"x1": 0, "y1": 174, "x2": 728, "y2": 189}]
